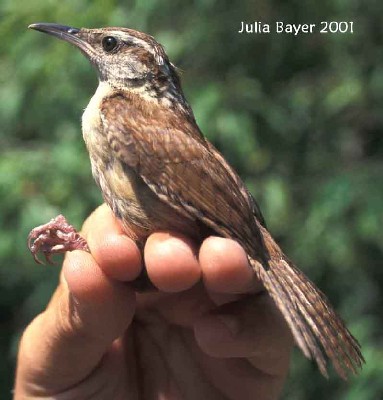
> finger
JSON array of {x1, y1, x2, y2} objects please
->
[
  {"x1": 194, "y1": 294, "x2": 293, "y2": 376},
  {"x1": 144, "y1": 232, "x2": 201, "y2": 292},
  {"x1": 85, "y1": 204, "x2": 143, "y2": 282},
  {"x1": 16, "y1": 249, "x2": 136, "y2": 393},
  {"x1": 63, "y1": 250, "x2": 136, "y2": 342},
  {"x1": 190, "y1": 340, "x2": 287, "y2": 400},
  {"x1": 199, "y1": 237, "x2": 263, "y2": 294}
]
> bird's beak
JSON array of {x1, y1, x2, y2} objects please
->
[{"x1": 28, "y1": 23, "x2": 93, "y2": 55}]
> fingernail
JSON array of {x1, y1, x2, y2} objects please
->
[{"x1": 216, "y1": 314, "x2": 241, "y2": 336}]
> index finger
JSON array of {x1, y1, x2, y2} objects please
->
[{"x1": 83, "y1": 204, "x2": 143, "y2": 282}]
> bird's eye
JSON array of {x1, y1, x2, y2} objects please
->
[{"x1": 102, "y1": 36, "x2": 118, "y2": 52}]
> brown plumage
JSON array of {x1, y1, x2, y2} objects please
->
[{"x1": 28, "y1": 23, "x2": 364, "y2": 378}]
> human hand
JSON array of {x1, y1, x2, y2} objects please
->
[{"x1": 15, "y1": 204, "x2": 292, "y2": 399}]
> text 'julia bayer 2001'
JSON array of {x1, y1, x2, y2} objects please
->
[{"x1": 238, "y1": 21, "x2": 354, "y2": 36}]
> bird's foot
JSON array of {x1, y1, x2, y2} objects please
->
[{"x1": 28, "y1": 215, "x2": 89, "y2": 264}]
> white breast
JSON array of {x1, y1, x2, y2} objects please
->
[{"x1": 82, "y1": 81, "x2": 114, "y2": 152}]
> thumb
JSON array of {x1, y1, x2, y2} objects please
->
[{"x1": 16, "y1": 250, "x2": 136, "y2": 394}]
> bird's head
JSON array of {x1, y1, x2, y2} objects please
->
[{"x1": 28, "y1": 23, "x2": 184, "y2": 102}]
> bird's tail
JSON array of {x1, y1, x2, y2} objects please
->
[{"x1": 249, "y1": 226, "x2": 364, "y2": 379}]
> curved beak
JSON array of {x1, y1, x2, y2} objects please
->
[{"x1": 28, "y1": 23, "x2": 93, "y2": 55}]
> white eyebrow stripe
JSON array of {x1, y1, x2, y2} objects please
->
[
  {"x1": 108, "y1": 32, "x2": 165, "y2": 65},
  {"x1": 107, "y1": 31, "x2": 152, "y2": 51},
  {"x1": 126, "y1": 36, "x2": 151, "y2": 50}
]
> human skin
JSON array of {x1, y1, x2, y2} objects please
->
[{"x1": 15, "y1": 204, "x2": 293, "y2": 399}]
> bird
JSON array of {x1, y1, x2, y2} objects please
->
[{"x1": 27, "y1": 22, "x2": 364, "y2": 379}]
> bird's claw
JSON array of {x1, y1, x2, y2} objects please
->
[{"x1": 28, "y1": 215, "x2": 89, "y2": 264}]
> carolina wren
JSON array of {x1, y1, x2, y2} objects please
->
[{"x1": 28, "y1": 23, "x2": 364, "y2": 379}]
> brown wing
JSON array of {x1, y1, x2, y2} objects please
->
[
  {"x1": 100, "y1": 93, "x2": 365, "y2": 378},
  {"x1": 100, "y1": 93, "x2": 267, "y2": 258}
]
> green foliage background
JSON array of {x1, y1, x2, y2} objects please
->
[{"x1": 1, "y1": 0, "x2": 382, "y2": 398}]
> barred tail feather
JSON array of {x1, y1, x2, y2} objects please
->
[{"x1": 249, "y1": 230, "x2": 364, "y2": 379}]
